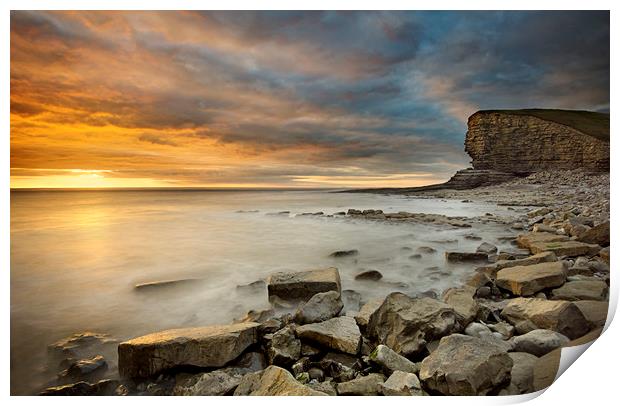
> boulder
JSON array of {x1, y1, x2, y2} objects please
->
[
  {"x1": 477, "y1": 242, "x2": 498, "y2": 255},
  {"x1": 267, "y1": 268, "x2": 341, "y2": 302},
  {"x1": 551, "y1": 280, "x2": 609, "y2": 301},
  {"x1": 600, "y1": 247, "x2": 610, "y2": 264},
  {"x1": 476, "y1": 251, "x2": 557, "y2": 278},
  {"x1": 516, "y1": 232, "x2": 569, "y2": 250},
  {"x1": 118, "y1": 323, "x2": 259, "y2": 378},
  {"x1": 528, "y1": 240, "x2": 601, "y2": 257},
  {"x1": 445, "y1": 252, "x2": 488, "y2": 263},
  {"x1": 574, "y1": 300, "x2": 608, "y2": 328},
  {"x1": 419, "y1": 334, "x2": 512, "y2": 395},
  {"x1": 496, "y1": 261, "x2": 567, "y2": 296},
  {"x1": 336, "y1": 373, "x2": 385, "y2": 395},
  {"x1": 58, "y1": 355, "x2": 108, "y2": 382},
  {"x1": 306, "y1": 381, "x2": 337, "y2": 395},
  {"x1": 48, "y1": 332, "x2": 117, "y2": 361},
  {"x1": 464, "y1": 322, "x2": 493, "y2": 338},
  {"x1": 174, "y1": 369, "x2": 242, "y2": 395},
  {"x1": 577, "y1": 221, "x2": 609, "y2": 247},
  {"x1": 441, "y1": 286, "x2": 478, "y2": 326},
  {"x1": 354, "y1": 297, "x2": 385, "y2": 331},
  {"x1": 499, "y1": 352, "x2": 538, "y2": 395},
  {"x1": 268, "y1": 326, "x2": 301, "y2": 366},
  {"x1": 294, "y1": 291, "x2": 343, "y2": 324},
  {"x1": 366, "y1": 293, "x2": 459, "y2": 356},
  {"x1": 381, "y1": 371, "x2": 425, "y2": 396},
  {"x1": 233, "y1": 366, "x2": 326, "y2": 396},
  {"x1": 295, "y1": 316, "x2": 361, "y2": 355},
  {"x1": 501, "y1": 298, "x2": 589, "y2": 339},
  {"x1": 354, "y1": 270, "x2": 383, "y2": 281},
  {"x1": 40, "y1": 379, "x2": 121, "y2": 396},
  {"x1": 512, "y1": 329, "x2": 570, "y2": 356},
  {"x1": 319, "y1": 352, "x2": 359, "y2": 382},
  {"x1": 329, "y1": 249, "x2": 359, "y2": 258},
  {"x1": 417, "y1": 246, "x2": 437, "y2": 254},
  {"x1": 368, "y1": 344, "x2": 418, "y2": 375}
]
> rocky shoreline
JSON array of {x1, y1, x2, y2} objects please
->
[{"x1": 37, "y1": 169, "x2": 610, "y2": 396}]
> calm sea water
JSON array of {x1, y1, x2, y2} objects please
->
[{"x1": 10, "y1": 189, "x2": 519, "y2": 394}]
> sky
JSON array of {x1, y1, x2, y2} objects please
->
[{"x1": 10, "y1": 11, "x2": 610, "y2": 189}]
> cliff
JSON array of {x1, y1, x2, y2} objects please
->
[
  {"x1": 465, "y1": 109, "x2": 609, "y2": 174},
  {"x1": 347, "y1": 109, "x2": 609, "y2": 193}
]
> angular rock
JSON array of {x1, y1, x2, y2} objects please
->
[
  {"x1": 267, "y1": 268, "x2": 341, "y2": 302},
  {"x1": 499, "y1": 352, "x2": 538, "y2": 395},
  {"x1": 574, "y1": 300, "x2": 608, "y2": 328},
  {"x1": 268, "y1": 326, "x2": 301, "y2": 367},
  {"x1": 419, "y1": 334, "x2": 512, "y2": 395},
  {"x1": 366, "y1": 293, "x2": 459, "y2": 356},
  {"x1": 329, "y1": 249, "x2": 359, "y2": 258},
  {"x1": 476, "y1": 251, "x2": 557, "y2": 278},
  {"x1": 516, "y1": 232, "x2": 569, "y2": 250},
  {"x1": 464, "y1": 322, "x2": 493, "y2": 338},
  {"x1": 355, "y1": 270, "x2": 383, "y2": 281},
  {"x1": 295, "y1": 291, "x2": 343, "y2": 324},
  {"x1": 368, "y1": 344, "x2": 418, "y2": 375},
  {"x1": 496, "y1": 261, "x2": 567, "y2": 296},
  {"x1": 600, "y1": 247, "x2": 610, "y2": 264},
  {"x1": 381, "y1": 371, "x2": 425, "y2": 396},
  {"x1": 306, "y1": 381, "x2": 337, "y2": 395},
  {"x1": 501, "y1": 298, "x2": 589, "y2": 339},
  {"x1": 577, "y1": 221, "x2": 609, "y2": 246},
  {"x1": 336, "y1": 373, "x2": 385, "y2": 396},
  {"x1": 441, "y1": 286, "x2": 478, "y2": 326},
  {"x1": 295, "y1": 316, "x2": 361, "y2": 355},
  {"x1": 551, "y1": 280, "x2": 609, "y2": 301},
  {"x1": 174, "y1": 369, "x2": 243, "y2": 395},
  {"x1": 118, "y1": 323, "x2": 259, "y2": 378},
  {"x1": 48, "y1": 332, "x2": 116, "y2": 361},
  {"x1": 445, "y1": 252, "x2": 488, "y2": 263},
  {"x1": 528, "y1": 240, "x2": 601, "y2": 257},
  {"x1": 233, "y1": 366, "x2": 326, "y2": 396},
  {"x1": 512, "y1": 329, "x2": 570, "y2": 356},
  {"x1": 58, "y1": 355, "x2": 108, "y2": 382},
  {"x1": 40, "y1": 379, "x2": 121, "y2": 396},
  {"x1": 532, "y1": 224, "x2": 558, "y2": 233},
  {"x1": 477, "y1": 242, "x2": 498, "y2": 255},
  {"x1": 354, "y1": 297, "x2": 384, "y2": 331}
]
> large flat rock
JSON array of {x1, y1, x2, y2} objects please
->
[
  {"x1": 295, "y1": 316, "x2": 361, "y2": 355},
  {"x1": 367, "y1": 293, "x2": 459, "y2": 356},
  {"x1": 118, "y1": 323, "x2": 259, "y2": 378},
  {"x1": 528, "y1": 240, "x2": 601, "y2": 257},
  {"x1": 496, "y1": 261, "x2": 567, "y2": 296},
  {"x1": 267, "y1": 267, "x2": 341, "y2": 302},
  {"x1": 419, "y1": 334, "x2": 513, "y2": 395},
  {"x1": 501, "y1": 298, "x2": 589, "y2": 339},
  {"x1": 516, "y1": 232, "x2": 569, "y2": 249},
  {"x1": 551, "y1": 280, "x2": 609, "y2": 301},
  {"x1": 476, "y1": 251, "x2": 557, "y2": 277}
]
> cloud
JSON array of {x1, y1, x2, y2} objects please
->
[{"x1": 10, "y1": 11, "x2": 609, "y2": 188}]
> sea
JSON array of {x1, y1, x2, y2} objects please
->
[{"x1": 10, "y1": 189, "x2": 520, "y2": 394}]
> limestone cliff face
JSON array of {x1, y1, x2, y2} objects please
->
[{"x1": 465, "y1": 111, "x2": 609, "y2": 173}]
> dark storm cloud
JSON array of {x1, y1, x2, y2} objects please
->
[{"x1": 10, "y1": 11, "x2": 609, "y2": 187}]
